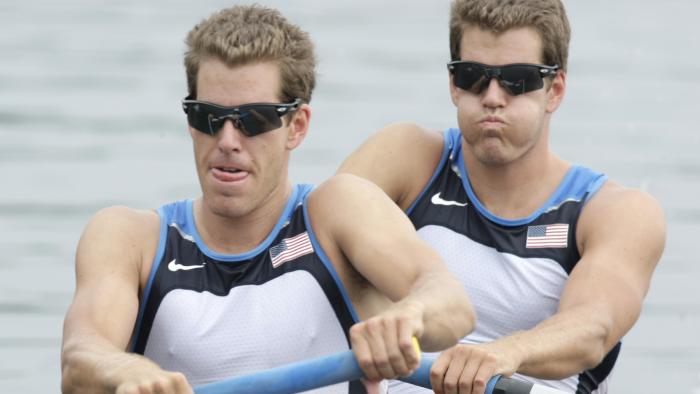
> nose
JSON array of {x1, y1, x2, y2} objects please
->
[
  {"x1": 480, "y1": 77, "x2": 507, "y2": 108},
  {"x1": 216, "y1": 119, "x2": 246, "y2": 152}
]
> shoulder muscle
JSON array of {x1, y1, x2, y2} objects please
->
[
  {"x1": 75, "y1": 206, "x2": 160, "y2": 289},
  {"x1": 337, "y1": 122, "x2": 444, "y2": 210}
]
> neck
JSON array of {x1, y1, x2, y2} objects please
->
[
  {"x1": 194, "y1": 182, "x2": 293, "y2": 255},
  {"x1": 461, "y1": 134, "x2": 569, "y2": 220}
]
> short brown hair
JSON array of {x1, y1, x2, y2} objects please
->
[
  {"x1": 184, "y1": 5, "x2": 316, "y2": 103},
  {"x1": 449, "y1": 0, "x2": 571, "y2": 71}
]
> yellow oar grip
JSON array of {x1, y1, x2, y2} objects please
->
[{"x1": 412, "y1": 336, "x2": 421, "y2": 362}]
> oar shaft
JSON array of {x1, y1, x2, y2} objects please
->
[
  {"x1": 194, "y1": 351, "x2": 571, "y2": 394},
  {"x1": 195, "y1": 350, "x2": 360, "y2": 394}
]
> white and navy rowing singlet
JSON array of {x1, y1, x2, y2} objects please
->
[
  {"x1": 130, "y1": 184, "x2": 369, "y2": 393},
  {"x1": 389, "y1": 129, "x2": 617, "y2": 394}
]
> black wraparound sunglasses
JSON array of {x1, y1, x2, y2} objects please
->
[
  {"x1": 181, "y1": 97, "x2": 302, "y2": 137},
  {"x1": 447, "y1": 61, "x2": 559, "y2": 96}
]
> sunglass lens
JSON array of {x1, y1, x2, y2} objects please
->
[
  {"x1": 500, "y1": 65, "x2": 544, "y2": 95},
  {"x1": 184, "y1": 101, "x2": 293, "y2": 136},
  {"x1": 239, "y1": 106, "x2": 283, "y2": 136},
  {"x1": 186, "y1": 103, "x2": 216, "y2": 135},
  {"x1": 207, "y1": 113, "x2": 227, "y2": 135},
  {"x1": 453, "y1": 63, "x2": 489, "y2": 94}
]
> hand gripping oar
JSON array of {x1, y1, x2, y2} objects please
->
[
  {"x1": 194, "y1": 338, "x2": 422, "y2": 394},
  {"x1": 195, "y1": 338, "x2": 571, "y2": 394},
  {"x1": 403, "y1": 359, "x2": 572, "y2": 394}
]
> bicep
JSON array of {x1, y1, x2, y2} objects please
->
[
  {"x1": 559, "y1": 187, "x2": 665, "y2": 347},
  {"x1": 313, "y1": 175, "x2": 446, "y2": 300},
  {"x1": 63, "y1": 207, "x2": 150, "y2": 350}
]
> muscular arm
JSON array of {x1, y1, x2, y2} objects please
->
[
  {"x1": 337, "y1": 122, "x2": 444, "y2": 210},
  {"x1": 513, "y1": 184, "x2": 665, "y2": 376},
  {"x1": 430, "y1": 184, "x2": 666, "y2": 393},
  {"x1": 61, "y1": 207, "x2": 191, "y2": 394},
  {"x1": 308, "y1": 174, "x2": 475, "y2": 379}
]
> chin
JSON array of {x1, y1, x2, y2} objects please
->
[
  {"x1": 204, "y1": 193, "x2": 253, "y2": 219},
  {"x1": 474, "y1": 147, "x2": 514, "y2": 166},
  {"x1": 479, "y1": 156, "x2": 510, "y2": 167},
  {"x1": 469, "y1": 140, "x2": 504, "y2": 162}
]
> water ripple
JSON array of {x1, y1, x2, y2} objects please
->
[
  {"x1": 0, "y1": 202, "x2": 120, "y2": 217},
  {"x1": 0, "y1": 111, "x2": 179, "y2": 134},
  {"x1": 0, "y1": 302, "x2": 66, "y2": 316},
  {"x1": 0, "y1": 337, "x2": 60, "y2": 348},
  {"x1": 669, "y1": 209, "x2": 700, "y2": 224}
]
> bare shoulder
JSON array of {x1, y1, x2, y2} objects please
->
[
  {"x1": 578, "y1": 180, "x2": 666, "y2": 258},
  {"x1": 359, "y1": 122, "x2": 444, "y2": 151},
  {"x1": 343, "y1": 122, "x2": 444, "y2": 166},
  {"x1": 77, "y1": 205, "x2": 160, "y2": 281},
  {"x1": 308, "y1": 173, "x2": 394, "y2": 216},
  {"x1": 83, "y1": 205, "x2": 159, "y2": 245},
  {"x1": 580, "y1": 181, "x2": 665, "y2": 228},
  {"x1": 338, "y1": 122, "x2": 444, "y2": 209},
  {"x1": 307, "y1": 173, "x2": 415, "y2": 240}
]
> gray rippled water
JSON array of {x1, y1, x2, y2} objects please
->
[{"x1": 1, "y1": 1, "x2": 698, "y2": 392}]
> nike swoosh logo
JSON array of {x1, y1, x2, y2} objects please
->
[
  {"x1": 431, "y1": 192, "x2": 468, "y2": 207},
  {"x1": 168, "y1": 259, "x2": 206, "y2": 272}
]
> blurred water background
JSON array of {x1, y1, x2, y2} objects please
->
[{"x1": 0, "y1": 0, "x2": 698, "y2": 392}]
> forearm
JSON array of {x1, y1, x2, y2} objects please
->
[
  {"x1": 403, "y1": 270, "x2": 475, "y2": 351},
  {"x1": 496, "y1": 308, "x2": 612, "y2": 379},
  {"x1": 61, "y1": 333, "x2": 158, "y2": 394}
]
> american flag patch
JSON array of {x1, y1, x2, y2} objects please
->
[
  {"x1": 526, "y1": 224, "x2": 569, "y2": 248},
  {"x1": 269, "y1": 232, "x2": 314, "y2": 268}
]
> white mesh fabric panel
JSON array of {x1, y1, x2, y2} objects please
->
[
  {"x1": 417, "y1": 225, "x2": 568, "y2": 342},
  {"x1": 144, "y1": 270, "x2": 350, "y2": 392},
  {"x1": 388, "y1": 225, "x2": 583, "y2": 393}
]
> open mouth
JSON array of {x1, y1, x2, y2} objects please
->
[
  {"x1": 218, "y1": 167, "x2": 242, "y2": 173},
  {"x1": 211, "y1": 166, "x2": 249, "y2": 183}
]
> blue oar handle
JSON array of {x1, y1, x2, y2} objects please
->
[
  {"x1": 400, "y1": 357, "x2": 563, "y2": 394},
  {"x1": 194, "y1": 350, "x2": 360, "y2": 394},
  {"x1": 195, "y1": 350, "x2": 570, "y2": 394}
]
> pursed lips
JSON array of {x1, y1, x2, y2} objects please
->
[
  {"x1": 477, "y1": 115, "x2": 507, "y2": 141},
  {"x1": 479, "y1": 115, "x2": 506, "y2": 126}
]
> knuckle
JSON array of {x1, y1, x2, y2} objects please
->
[
  {"x1": 116, "y1": 384, "x2": 136, "y2": 394},
  {"x1": 357, "y1": 355, "x2": 374, "y2": 370},
  {"x1": 349, "y1": 324, "x2": 363, "y2": 338},
  {"x1": 473, "y1": 377, "x2": 487, "y2": 389},
  {"x1": 394, "y1": 364, "x2": 410, "y2": 377},
  {"x1": 170, "y1": 372, "x2": 188, "y2": 386},
  {"x1": 365, "y1": 372, "x2": 380, "y2": 381},
  {"x1": 153, "y1": 377, "x2": 168, "y2": 389},
  {"x1": 388, "y1": 350, "x2": 404, "y2": 364},
  {"x1": 374, "y1": 356, "x2": 390, "y2": 369},
  {"x1": 456, "y1": 346, "x2": 468, "y2": 355},
  {"x1": 365, "y1": 317, "x2": 384, "y2": 333},
  {"x1": 430, "y1": 366, "x2": 445, "y2": 380},
  {"x1": 146, "y1": 380, "x2": 162, "y2": 392},
  {"x1": 134, "y1": 383, "x2": 150, "y2": 394},
  {"x1": 399, "y1": 338, "x2": 414, "y2": 352}
]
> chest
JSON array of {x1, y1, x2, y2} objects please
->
[
  {"x1": 144, "y1": 270, "x2": 350, "y2": 386},
  {"x1": 417, "y1": 225, "x2": 568, "y2": 338}
]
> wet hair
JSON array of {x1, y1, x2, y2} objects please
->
[
  {"x1": 449, "y1": 0, "x2": 571, "y2": 71},
  {"x1": 184, "y1": 4, "x2": 316, "y2": 102}
]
